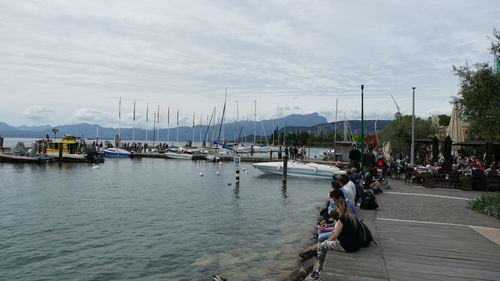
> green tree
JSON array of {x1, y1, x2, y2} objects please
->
[
  {"x1": 379, "y1": 113, "x2": 437, "y2": 155},
  {"x1": 438, "y1": 114, "x2": 450, "y2": 126},
  {"x1": 452, "y1": 30, "x2": 500, "y2": 141}
]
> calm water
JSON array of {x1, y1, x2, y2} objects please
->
[{"x1": 0, "y1": 139, "x2": 330, "y2": 281}]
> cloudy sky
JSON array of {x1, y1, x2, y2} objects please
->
[{"x1": 0, "y1": 0, "x2": 497, "y2": 127}]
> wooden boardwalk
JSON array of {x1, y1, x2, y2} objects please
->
[{"x1": 321, "y1": 212, "x2": 500, "y2": 281}]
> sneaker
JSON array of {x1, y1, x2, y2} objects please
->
[{"x1": 310, "y1": 270, "x2": 321, "y2": 278}]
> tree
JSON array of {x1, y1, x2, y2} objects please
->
[
  {"x1": 378, "y1": 113, "x2": 437, "y2": 156},
  {"x1": 452, "y1": 30, "x2": 500, "y2": 141},
  {"x1": 438, "y1": 114, "x2": 450, "y2": 127}
]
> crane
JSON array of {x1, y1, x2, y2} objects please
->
[{"x1": 390, "y1": 94, "x2": 401, "y2": 114}]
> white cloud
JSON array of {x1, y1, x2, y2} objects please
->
[
  {"x1": 22, "y1": 105, "x2": 54, "y2": 123},
  {"x1": 0, "y1": 0, "x2": 498, "y2": 126}
]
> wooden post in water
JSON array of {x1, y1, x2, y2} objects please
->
[
  {"x1": 58, "y1": 144, "x2": 63, "y2": 163},
  {"x1": 235, "y1": 157, "x2": 241, "y2": 186},
  {"x1": 282, "y1": 147, "x2": 288, "y2": 187}
]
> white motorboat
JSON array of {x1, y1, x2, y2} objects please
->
[
  {"x1": 165, "y1": 152, "x2": 193, "y2": 160},
  {"x1": 252, "y1": 160, "x2": 345, "y2": 179},
  {"x1": 103, "y1": 148, "x2": 131, "y2": 158}
]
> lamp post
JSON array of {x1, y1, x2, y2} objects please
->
[
  {"x1": 360, "y1": 84, "x2": 365, "y2": 174},
  {"x1": 52, "y1": 128, "x2": 59, "y2": 140},
  {"x1": 411, "y1": 87, "x2": 416, "y2": 164}
]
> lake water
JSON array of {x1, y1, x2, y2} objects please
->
[{"x1": 0, "y1": 138, "x2": 330, "y2": 280}]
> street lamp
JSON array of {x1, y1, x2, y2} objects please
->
[
  {"x1": 411, "y1": 87, "x2": 416, "y2": 164},
  {"x1": 52, "y1": 128, "x2": 59, "y2": 140},
  {"x1": 360, "y1": 84, "x2": 365, "y2": 174}
]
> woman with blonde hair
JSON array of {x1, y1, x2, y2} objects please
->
[{"x1": 311, "y1": 199, "x2": 360, "y2": 278}]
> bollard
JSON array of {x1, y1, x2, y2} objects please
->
[
  {"x1": 282, "y1": 155, "x2": 288, "y2": 187},
  {"x1": 236, "y1": 169, "x2": 240, "y2": 186}
]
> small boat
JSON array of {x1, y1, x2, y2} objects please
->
[
  {"x1": 0, "y1": 153, "x2": 52, "y2": 164},
  {"x1": 165, "y1": 151, "x2": 193, "y2": 160},
  {"x1": 252, "y1": 160, "x2": 346, "y2": 179},
  {"x1": 103, "y1": 147, "x2": 131, "y2": 158}
]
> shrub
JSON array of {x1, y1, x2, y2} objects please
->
[{"x1": 468, "y1": 193, "x2": 500, "y2": 219}]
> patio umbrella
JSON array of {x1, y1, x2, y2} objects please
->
[
  {"x1": 432, "y1": 136, "x2": 439, "y2": 163},
  {"x1": 443, "y1": 136, "x2": 452, "y2": 171},
  {"x1": 447, "y1": 108, "x2": 465, "y2": 156}
]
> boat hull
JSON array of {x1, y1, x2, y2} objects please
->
[
  {"x1": 252, "y1": 161, "x2": 345, "y2": 179},
  {"x1": 165, "y1": 152, "x2": 193, "y2": 160},
  {"x1": 104, "y1": 148, "x2": 131, "y2": 158},
  {"x1": 0, "y1": 153, "x2": 50, "y2": 164}
]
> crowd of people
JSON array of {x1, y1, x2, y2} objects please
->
[{"x1": 311, "y1": 160, "x2": 386, "y2": 278}]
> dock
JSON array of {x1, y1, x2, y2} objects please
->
[{"x1": 319, "y1": 179, "x2": 500, "y2": 281}]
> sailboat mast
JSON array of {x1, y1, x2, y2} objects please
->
[
  {"x1": 167, "y1": 107, "x2": 170, "y2": 145},
  {"x1": 192, "y1": 113, "x2": 195, "y2": 146},
  {"x1": 118, "y1": 97, "x2": 121, "y2": 139},
  {"x1": 272, "y1": 114, "x2": 275, "y2": 146},
  {"x1": 145, "y1": 103, "x2": 149, "y2": 144},
  {"x1": 153, "y1": 109, "x2": 156, "y2": 147},
  {"x1": 236, "y1": 100, "x2": 239, "y2": 144},
  {"x1": 132, "y1": 100, "x2": 136, "y2": 142},
  {"x1": 176, "y1": 109, "x2": 179, "y2": 147},
  {"x1": 253, "y1": 100, "x2": 256, "y2": 144}
]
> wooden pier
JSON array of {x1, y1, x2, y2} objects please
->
[{"x1": 319, "y1": 180, "x2": 500, "y2": 281}]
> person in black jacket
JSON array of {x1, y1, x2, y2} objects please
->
[{"x1": 348, "y1": 145, "x2": 361, "y2": 172}]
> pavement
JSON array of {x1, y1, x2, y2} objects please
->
[{"x1": 318, "y1": 179, "x2": 500, "y2": 281}]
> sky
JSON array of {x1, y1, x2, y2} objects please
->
[{"x1": 0, "y1": 0, "x2": 498, "y2": 128}]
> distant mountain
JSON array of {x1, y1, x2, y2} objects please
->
[
  {"x1": 0, "y1": 113, "x2": 329, "y2": 141},
  {"x1": 277, "y1": 120, "x2": 393, "y2": 137}
]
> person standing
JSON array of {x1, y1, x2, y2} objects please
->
[{"x1": 348, "y1": 145, "x2": 361, "y2": 172}]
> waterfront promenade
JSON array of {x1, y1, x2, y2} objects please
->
[{"x1": 319, "y1": 180, "x2": 500, "y2": 281}]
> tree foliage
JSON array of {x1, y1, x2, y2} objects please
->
[
  {"x1": 438, "y1": 114, "x2": 450, "y2": 127},
  {"x1": 452, "y1": 30, "x2": 500, "y2": 141},
  {"x1": 378, "y1": 113, "x2": 437, "y2": 155}
]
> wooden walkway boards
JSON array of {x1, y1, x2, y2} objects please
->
[{"x1": 321, "y1": 212, "x2": 500, "y2": 281}]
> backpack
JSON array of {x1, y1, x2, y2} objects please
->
[
  {"x1": 360, "y1": 191, "x2": 379, "y2": 210},
  {"x1": 358, "y1": 219, "x2": 376, "y2": 247}
]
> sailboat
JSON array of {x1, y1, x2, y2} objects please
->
[{"x1": 104, "y1": 97, "x2": 131, "y2": 158}]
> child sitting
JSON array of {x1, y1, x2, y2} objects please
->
[{"x1": 317, "y1": 209, "x2": 340, "y2": 242}]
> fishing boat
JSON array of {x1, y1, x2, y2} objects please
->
[
  {"x1": 45, "y1": 136, "x2": 87, "y2": 162},
  {"x1": 252, "y1": 160, "x2": 346, "y2": 179},
  {"x1": 103, "y1": 147, "x2": 131, "y2": 158}
]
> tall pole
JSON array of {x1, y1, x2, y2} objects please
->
[
  {"x1": 253, "y1": 100, "x2": 257, "y2": 144},
  {"x1": 360, "y1": 85, "x2": 365, "y2": 174},
  {"x1": 334, "y1": 98, "x2": 338, "y2": 148},
  {"x1": 411, "y1": 87, "x2": 416, "y2": 164},
  {"x1": 132, "y1": 100, "x2": 136, "y2": 142}
]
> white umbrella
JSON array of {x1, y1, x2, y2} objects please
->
[{"x1": 447, "y1": 108, "x2": 465, "y2": 155}]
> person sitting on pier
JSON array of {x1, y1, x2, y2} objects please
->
[
  {"x1": 364, "y1": 168, "x2": 383, "y2": 194},
  {"x1": 311, "y1": 199, "x2": 360, "y2": 278},
  {"x1": 317, "y1": 209, "x2": 339, "y2": 243},
  {"x1": 338, "y1": 174, "x2": 356, "y2": 204}
]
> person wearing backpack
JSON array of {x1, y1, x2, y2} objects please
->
[{"x1": 311, "y1": 200, "x2": 360, "y2": 279}]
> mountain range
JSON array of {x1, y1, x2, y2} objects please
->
[{"x1": 0, "y1": 113, "x2": 392, "y2": 142}]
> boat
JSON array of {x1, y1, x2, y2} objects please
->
[
  {"x1": 252, "y1": 160, "x2": 346, "y2": 179},
  {"x1": 103, "y1": 147, "x2": 131, "y2": 158},
  {"x1": 45, "y1": 136, "x2": 87, "y2": 162},
  {"x1": 0, "y1": 153, "x2": 52, "y2": 164},
  {"x1": 165, "y1": 151, "x2": 193, "y2": 160}
]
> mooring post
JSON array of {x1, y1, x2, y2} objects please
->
[
  {"x1": 269, "y1": 150, "x2": 273, "y2": 160},
  {"x1": 58, "y1": 145, "x2": 63, "y2": 163},
  {"x1": 282, "y1": 154, "x2": 288, "y2": 187},
  {"x1": 235, "y1": 157, "x2": 241, "y2": 186}
]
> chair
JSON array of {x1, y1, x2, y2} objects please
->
[
  {"x1": 448, "y1": 173, "x2": 460, "y2": 189},
  {"x1": 486, "y1": 176, "x2": 500, "y2": 192},
  {"x1": 435, "y1": 171, "x2": 448, "y2": 188}
]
